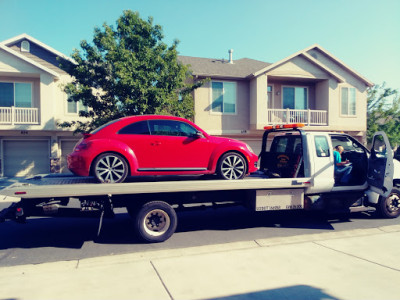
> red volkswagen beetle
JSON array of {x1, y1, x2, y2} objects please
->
[{"x1": 68, "y1": 115, "x2": 259, "y2": 183}]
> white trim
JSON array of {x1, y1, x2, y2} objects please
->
[{"x1": 209, "y1": 80, "x2": 238, "y2": 115}]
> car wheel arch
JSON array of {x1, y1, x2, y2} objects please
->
[
  {"x1": 89, "y1": 150, "x2": 136, "y2": 177},
  {"x1": 213, "y1": 150, "x2": 249, "y2": 173}
]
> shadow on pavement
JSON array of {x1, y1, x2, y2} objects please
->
[
  {"x1": 0, "y1": 206, "x2": 347, "y2": 250},
  {"x1": 208, "y1": 285, "x2": 339, "y2": 300}
]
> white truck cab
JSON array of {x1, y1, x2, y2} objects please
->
[{"x1": 259, "y1": 124, "x2": 400, "y2": 218}]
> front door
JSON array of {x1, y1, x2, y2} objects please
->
[
  {"x1": 146, "y1": 120, "x2": 213, "y2": 170},
  {"x1": 367, "y1": 132, "x2": 394, "y2": 197}
]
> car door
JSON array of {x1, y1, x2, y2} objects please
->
[
  {"x1": 148, "y1": 120, "x2": 214, "y2": 170},
  {"x1": 367, "y1": 132, "x2": 394, "y2": 197}
]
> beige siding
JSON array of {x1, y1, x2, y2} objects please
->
[{"x1": 194, "y1": 80, "x2": 251, "y2": 135}]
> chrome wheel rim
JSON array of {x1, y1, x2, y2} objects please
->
[
  {"x1": 387, "y1": 194, "x2": 400, "y2": 213},
  {"x1": 221, "y1": 155, "x2": 245, "y2": 179},
  {"x1": 143, "y1": 209, "x2": 171, "y2": 237},
  {"x1": 95, "y1": 155, "x2": 126, "y2": 183}
]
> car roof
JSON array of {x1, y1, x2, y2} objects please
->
[{"x1": 119, "y1": 115, "x2": 189, "y2": 122}]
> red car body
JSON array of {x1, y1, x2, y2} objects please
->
[{"x1": 68, "y1": 115, "x2": 258, "y2": 183}]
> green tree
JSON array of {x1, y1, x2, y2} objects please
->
[
  {"x1": 367, "y1": 83, "x2": 400, "y2": 147},
  {"x1": 59, "y1": 10, "x2": 202, "y2": 133}
]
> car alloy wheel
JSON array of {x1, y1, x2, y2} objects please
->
[
  {"x1": 94, "y1": 153, "x2": 128, "y2": 183},
  {"x1": 218, "y1": 152, "x2": 246, "y2": 180}
]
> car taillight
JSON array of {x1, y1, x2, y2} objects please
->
[{"x1": 74, "y1": 141, "x2": 89, "y2": 152}]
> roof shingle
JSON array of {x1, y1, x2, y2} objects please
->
[{"x1": 178, "y1": 56, "x2": 271, "y2": 79}]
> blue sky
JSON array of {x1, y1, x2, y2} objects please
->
[{"x1": 1, "y1": 0, "x2": 399, "y2": 91}]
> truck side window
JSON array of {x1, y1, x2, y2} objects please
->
[{"x1": 315, "y1": 136, "x2": 330, "y2": 157}]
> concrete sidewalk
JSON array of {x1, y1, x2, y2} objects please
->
[{"x1": 1, "y1": 225, "x2": 400, "y2": 300}]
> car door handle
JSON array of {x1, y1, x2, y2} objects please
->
[{"x1": 151, "y1": 141, "x2": 161, "y2": 146}]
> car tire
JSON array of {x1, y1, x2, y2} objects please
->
[
  {"x1": 135, "y1": 201, "x2": 177, "y2": 243},
  {"x1": 217, "y1": 152, "x2": 247, "y2": 180},
  {"x1": 93, "y1": 152, "x2": 129, "y2": 183},
  {"x1": 376, "y1": 187, "x2": 400, "y2": 218}
]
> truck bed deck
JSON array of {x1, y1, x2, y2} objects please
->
[{"x1": 0, "y1": 174, "x2": 312, "y2": 199}]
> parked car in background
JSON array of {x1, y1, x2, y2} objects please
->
[{"x1": 68, "y1": 115, "x2": 259, "y2": 183}]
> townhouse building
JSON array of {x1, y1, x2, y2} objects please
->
[{"x1": 0, "y1": 34, "x2": 373, "y2": 177}]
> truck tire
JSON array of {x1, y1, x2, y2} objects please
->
[
  {"x1": 376, "y1": 187, "x2": 400, "y2": 218},
  {"x1": 135, "y1": 201, "x2": 177, "y2": 243},
  {"x1": 217, "y1": 152, "x2": 247, "y2": 180},
  {"x1": 93, "y1": 153, "x2": 129, "y2": 183}
]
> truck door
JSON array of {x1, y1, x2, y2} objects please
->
[
  {"x1": 367, "y1": 132, "x2": 394, "y2": 197},
  {"x1": 305, "y1": 133, "x2": 335, "y2": 194}
]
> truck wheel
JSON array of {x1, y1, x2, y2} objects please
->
[
  {"x1": 93, "y1": 153, "x2": 128, "y2": 183},
  {"x1": 135, "y1": 201, "x2": 177, "y2": 243},
  {"x1": 376, "y1": 188, "x2": 400, "y2": 218},
  {"x1": 217, "y1": 152, "x2": 247, "y2": 180}
]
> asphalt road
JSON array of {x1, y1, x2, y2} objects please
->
[{"x1": 1, "y1": 202, "x2": 400, "y2": 267}]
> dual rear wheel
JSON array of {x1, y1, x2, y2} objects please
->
[{"x1": 134, "y1": 201, "x2": 178, "y2": 243}]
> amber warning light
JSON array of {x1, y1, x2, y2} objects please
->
[{"x1": 264, "y1": 123, "x2": 305, "y2": 130}]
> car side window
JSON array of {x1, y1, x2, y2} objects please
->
[
  {"x1": 149, "y1": 120, "x2": 197, "y2": 137},
  {"x1": 118, "y1": 121, "x2": 150, "y2": 135}
]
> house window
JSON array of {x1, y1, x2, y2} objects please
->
[
  {"x1": 67, "y1": 99, "x2": 88, "y2": 114},
  {"x1": 283, "y1": 87, "x2": 308, "y2": 110},
  {"x1": 267, "y1": 85, "x2": 273, "y2": 108},
  {"x1": 0, "y1": 82, "x2": 32, "y2": 107},
  {"x1": 21, "y1": 41, "x2": 30, "y2": 52},
  {"x1": 341, "y1": 87, "x2": 356, "y2": 116},
  {"x1": 211, "y1": 81, "x2": 236, "y2": 113}
]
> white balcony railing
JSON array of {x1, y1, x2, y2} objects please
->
[
  {"x1": 0, "y1": 106, "x2": 39, "y2": 125},
  {"x1": 267, "y1": 108, "x2": 327, "y2": 126}
]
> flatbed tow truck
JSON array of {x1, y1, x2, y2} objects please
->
[{"x1": 1, "y1": 124, "x2": 400, "y2": 242}]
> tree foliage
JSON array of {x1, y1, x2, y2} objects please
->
[
  {"x1": 59, "y1": 10, "x2": 203, "y2": 133},
  {"x1": 367, "y1": 83, "x2": 400, "y2": 147}
]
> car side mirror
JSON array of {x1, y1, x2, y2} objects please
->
[{"x1": 192, "y1": 131, "x2": 204, "y2": 139}]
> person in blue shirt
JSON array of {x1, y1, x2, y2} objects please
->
[{"x1": 333, "y1": 145, "x2": 352, "y2": 184}]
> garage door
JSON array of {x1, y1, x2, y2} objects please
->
[
  {"x1": 3, "y1": 140, "x2": 50, "y2": 177},
  {"x1": 60, "y1": 140, "x2": 78, "y2": 174}
]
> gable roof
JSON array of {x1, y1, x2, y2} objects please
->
[
  {"x1": 1, "y1": 33, "x2": 75, "y2": 64},
  {"x1": 178, "y1": 56, "x2": 271, "y2": 79},
  {"x1": 252, "y1": 44, "x2": 373, "y2": 87},
  {"x1": 0, "y1": 43, "x2": 60, "y2": 78},
  {"x1": 180, "y1": 44, "x2": 373, "y2": 87},
  {"x1": 0, "y1": 33, "x2": 77, "y2": 79}
]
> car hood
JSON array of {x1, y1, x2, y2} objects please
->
[{"x1": 208, "y1": 135, "x2": 246, "y2": 146}]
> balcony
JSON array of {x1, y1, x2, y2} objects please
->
[
  {"x1": 0, "y1": 106, "x2": 39, "y2": 125},
  {"x1": 267, "y1": 108, "x2": 327, "y2": 126}
]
